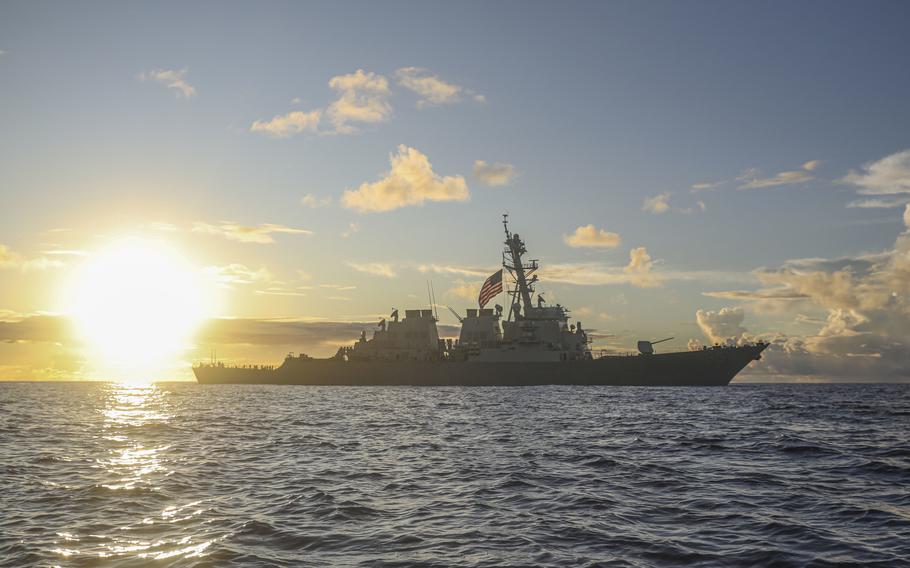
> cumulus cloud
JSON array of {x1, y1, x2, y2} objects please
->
[
  {"x1": 347, "y1": 262, "x2": 396, "y2": 278},
  {"x1": 737, "y1": 160, "x2": 818, "y2": 190},
  {"x1": 642, "y1": 192, "x2": 671, "y2": 214},
  {"x1": 707, "y1": 219, "x2": 910, "y2": 379},
  {"x1": 138, "y1": 68, "x2": 196, "y2": 98},
  {"x1": 563, "y1": 225, "x2": 621, "y2": 248},
  {"x1": 327, "y1": 69, "x2": 392, "y2": 133},
  {"x1": 696, "y1": 307, "x2": 748, "y2": 345},
  {"x1": 473, "y1": 160, "x2": 517, "y2": 186},
  {"x1": 251, "y1": 110, "x2": 322, "y2": 138},
  {"x1": 842, "y1": 149, "x2": 910, "y2": 195},
  {"x1": 301, "y1": 193, "x2": 333, "y2": 208},
  {"x1": 341, "y1": 145, "x2": 469, "y2": 213},
  {"x1": 905, "y1": 204, "x2": 910, "y2": 230},
  {"x1": 192, "y1": 222, "x2": 313, "y2": 244},
  {"x1": 396, "y1": 67, "x2": 465, "y2": 107},
  {"x1": 623, "y1": 247, "x2": 661, "y2": 288}
]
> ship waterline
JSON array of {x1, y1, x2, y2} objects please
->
[{"x1": 195, "y1": 216, "x2": 768, "y2": 386}]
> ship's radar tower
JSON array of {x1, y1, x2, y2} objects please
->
[{"x1": 502, "y1": 214, "x2": 539, "y2": 321}]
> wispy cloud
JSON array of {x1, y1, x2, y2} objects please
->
[
  {"x1": 418, "y1": 264, "x2": 495, "y2": 278},
  {"x1": 446, "y1": 280, "x2": 481, "y2": 302},
  {"x1": 347, "y1": 262, "x2": 397, "y2": 278},
  {"x1": 563, "y1": 225, "x2": 621, "y2": 248},
  {"x1": 341, "y1": 222, "x2": 360, "y2": 238},
  {"x1": 251, "y1": 110, "x2": 322, "y2": 138},
  {"x1": 0, "y1": 244, "x2": 66, "y2": 271},
  {"x1": 300, "y1": 193, "x2": 333, "y2": 208},
  {"x1": 341, "y1": 145, "x2": 469, "y2": 213},
  {"x1": 846, "y1": 196, "x2": 910, "y2": 209},
  {"x1": 395, "y1": 67, "x2": 483, "y2": 107},
  {"x1": 138, "y1": 68, "x2": 196, "y2": 98},
  {"x1": 203, "y1": 263, "x2": 271, "y2": 286},
  {"x1": 473, "y1": 160, "x2": 517, "y2": 186},
  {"x1": 691, "y1": 180, "x2": 723, "y2": 191},
  {"x1": 842, "y1": 149, "x2": 910, "y2": 195},
  {"x1": 737, "y1": 160, "x2": 819, "y2": 190},
  {"x1": 192, "y1": 222, "x2": 313, "y2": 244}
]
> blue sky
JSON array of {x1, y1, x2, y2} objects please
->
[{"x1": 2, "y1": 1, "x2": 910, "y2": 380}]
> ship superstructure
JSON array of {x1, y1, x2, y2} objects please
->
[{"x1": 195, "y1": 216, "x2": 768, "y2": 386}]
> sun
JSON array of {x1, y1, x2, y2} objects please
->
[{"x1": 67, "y1": 238, "x2": 212, "y2": 381}]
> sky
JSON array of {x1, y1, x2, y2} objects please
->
[{"x1": 2, "y1": 1, "x2": 910, "y2": 381}]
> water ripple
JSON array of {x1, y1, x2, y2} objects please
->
[{"x1": 0, "y1": 382, "x2": 908, "y2": 566}]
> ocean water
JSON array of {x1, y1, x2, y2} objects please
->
[{"x1": 1, "y1": 382, "x2": 908, "y2": 567}]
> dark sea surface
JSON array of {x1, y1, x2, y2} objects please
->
[{"x1": 1, "y1": 382, "x2": 909, "y2": 567}]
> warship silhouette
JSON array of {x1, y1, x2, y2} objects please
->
[{"x1": 195, "y1": 216, "x2": 767, "y2": 386}]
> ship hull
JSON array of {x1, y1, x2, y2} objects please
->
[{"x1": 194, "y1": 344, "x2": 766, "y2": 386}]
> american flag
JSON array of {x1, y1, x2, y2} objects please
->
[{"x1": 478, "y1": 269, "x2": 503, "y2": 308}]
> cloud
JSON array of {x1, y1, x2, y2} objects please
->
[
  {"x1": 418, "y1": 264, "x2": 495, "y2": 278},
  {"x1": 642, "y1": 192, "x2": 671, "y2": 214},
  {"x1": 905, "y1": 204, "x2": 910, "y2": 230},
  {"x1": 842, "y1": 149, "x2": 910, "y2": 195},
  {"x1": 396, "y1": 67, "x2": 463, "y2": 107},
  {"x1": 623, "y1": 246, "x2": 661, "y2": 288},
  {"x1": 696, "y1": 307, "x2": 749, "y2": 345},
  {"x1": 301, "y1": 193, "x2": 333, "y2": 208},
  {"x1": 473, "y1": 160, "x2": 517, "y2": 186},
  {"x1": 192, "y1": 222, "x2": 312, "y2": 244},
  {"x1": 327, "y1": 69, "x2": 392, "y2": 133},
  {"x1": 341, "y1": 145, "x2": 469, "y2": 213},
  {"x1": 846, "y1": 196, "x2": 910, "y2": 209},
  {"x1": 563, "y1": 225, "x2": 621, "y2": 248},
  {"x1": 198, "y1": 317, "x2": 458, "y2": 347},
  {"x1": 706, "y1": 220, "x2": 910, "y2": 379},
  {"x1": 347, "y1": 262, "x2": 397, "y2": 278},
  {"x1": 691, "y1": 181, "x2": 723, "y2": 191},
  {"x1": 0, "y1": 244, "x2": 65, "y2": 271},
  {"x1": 0, "y1": 314, "x2": 74, "y2": 344},
  {"x1": 203, "y1": 264, "x2": 271, "y2": 286},
  {"x1": 802, "y1": 160, "x2": 822, "y2": 171},
  {"x1": 341, "y1": 222, "x2": 360, "y2": 238},
  {"x1": 539, "y1": 248, "x2": 661, "y2": 288},
  {"x1": 138, "y1": 68, "x2": 196, "y2": 98},
  {"x1": 447, "y1": 280, "x2": 481, "y2": 302},
  {"x1": 251, "y1": 110, "x2": 322, "y2": 138},
  {"x1": 737, "y1": 160, "x2": 818, "y2": 190}
]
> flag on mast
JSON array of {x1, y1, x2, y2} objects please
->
[{"x1": 478, "y1": 269, "x2": 503, "y2": 308}]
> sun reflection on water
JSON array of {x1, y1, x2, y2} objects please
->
[{"x1": 46, "y1": 382, "x2": 219, "y2": 563}]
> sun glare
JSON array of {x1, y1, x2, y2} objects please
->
[{"x1": 67, "y1": 239, "x2": 213, "y2": 382}]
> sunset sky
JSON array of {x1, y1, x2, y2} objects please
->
[{"x1": 2, "y1": 1, "x2": 910, "y2": 380}]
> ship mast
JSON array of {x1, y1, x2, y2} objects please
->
[{"x1": 502, "y1": 214, "x2": 538, "y2": 320}]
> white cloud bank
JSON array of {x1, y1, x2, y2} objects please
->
[{"x1": 341, "y1": 145, "x2": 469, "y2": 213}]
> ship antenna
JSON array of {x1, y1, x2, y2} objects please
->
[{"x1": 430, "y1": 281, "x2": 439, "y2": 320}]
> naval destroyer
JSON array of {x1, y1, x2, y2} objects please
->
[{"x1": 195, "y1": 216, "x2": 767, "y2": 386}]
